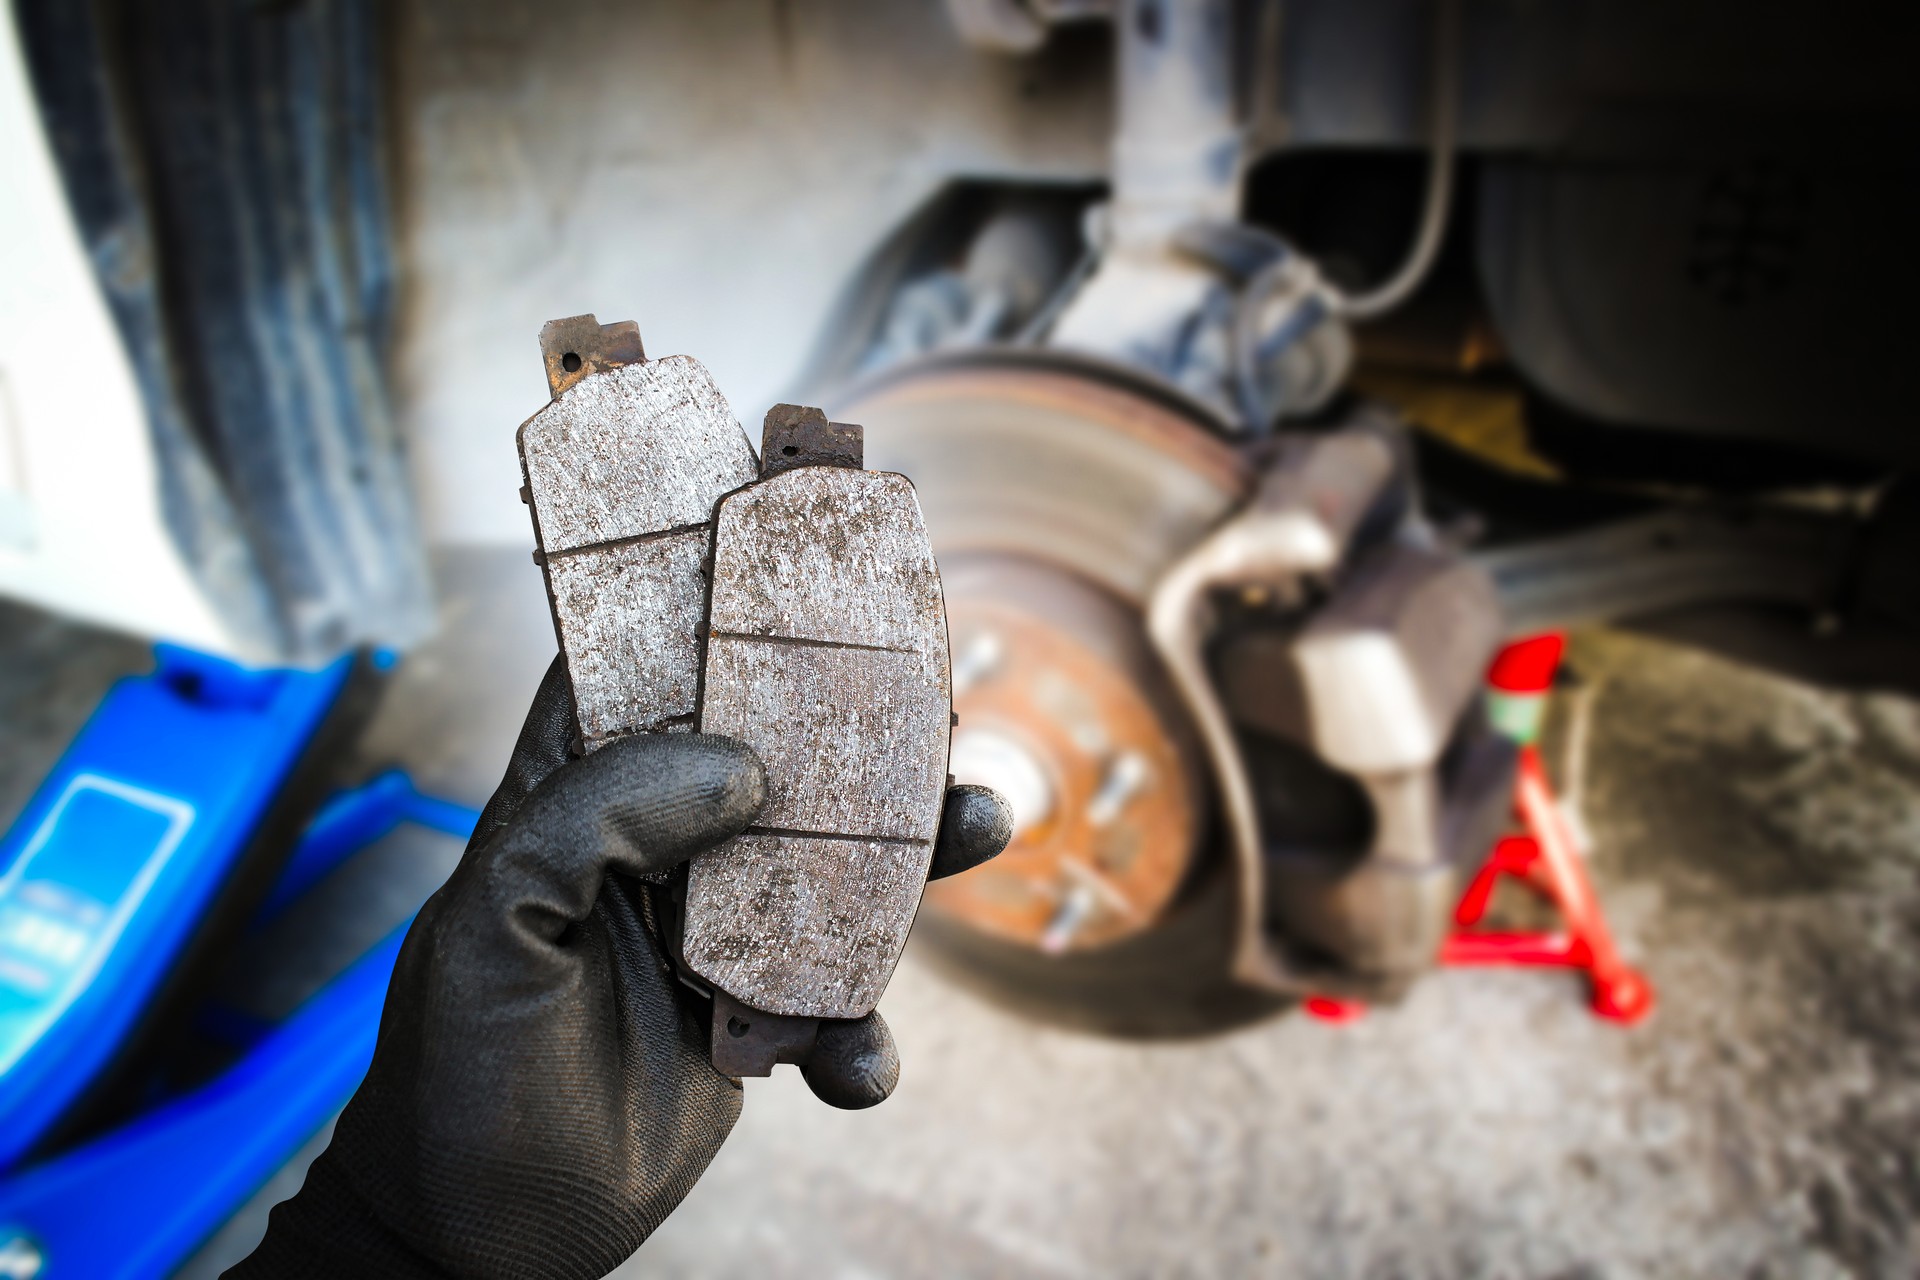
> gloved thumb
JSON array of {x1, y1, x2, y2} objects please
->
[
  {"x1": 801, "y1": 1011, "x2": 901, "y2": 1110},
  {"x1": 478, "y1": 733, "x2": 767, "y2": 944}
]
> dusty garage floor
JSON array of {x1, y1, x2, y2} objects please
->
[
  {"x1": 4, "y1": 549, "x2": 1916, "y2": 1279},
  {"x1": 636, "y1": 609, "x2": 1920, "y2": 1278}
]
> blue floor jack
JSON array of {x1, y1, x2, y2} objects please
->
[{"x1": 0, "y1": 645, "x2": 479, "y2": 1278}]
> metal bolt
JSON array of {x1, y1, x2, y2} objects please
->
[
  {"x1": 1040, "y1": 883, "x2": 1097, "y2": 955},
  {"x1": 1086, "y1": 751, "x2": 1151, "y2": 827},
  {"x1": 951, "y1": 630, "x2": 1005, "y2": 696}
]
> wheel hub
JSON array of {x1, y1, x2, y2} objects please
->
[{"x1": 834, "y1": 353, "x2": 1253, "y2": 953}]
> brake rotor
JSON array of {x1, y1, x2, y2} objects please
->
[{"x1": 834, "y1": 352, "x2": 1254, "y2": 952}]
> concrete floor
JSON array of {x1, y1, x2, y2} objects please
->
[
  {"x1": 5, "y1": 549, "x2": 1917, "y2": 1278},
  {"x1": 635, "y1": 619, "x2": 1920, "y2": 1278}
]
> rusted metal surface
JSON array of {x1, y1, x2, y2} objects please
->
[
  {"x1": 925, "y1": 556, "x2": 1202, "y2": 952},
  {"x1": 758, "y1": 403, "x2": 863, "y2": 478},
  {"x1": 537, "y1": 313, "x2": 646, "y2": 399},
  {"x1": 838, "y1": 353, "x2": 1252, "y2": 605},
  {"x1": 834, "y1": 354, "x2": 1236, "y2": 960},
  {"x1": 686, "y1": 456, "x2": 951, "y2": 1021},
  {"x1": 708, "y1": 988, "x2": 820, "y2": 1077},
  {"x1": 517, "y1": 333, "x2": 757, "y2": 749}
]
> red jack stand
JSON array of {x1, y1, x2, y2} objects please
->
[
  {"x1": 1303, "y1": 634, "x2": 1655, "y2": 1026},
  {"x1": 1300, "y1": 996, "x2": 1367, "y2": 1023},
  {"x1": 1439, "y1": 745, "x2": 1655, "y2": 1022}
]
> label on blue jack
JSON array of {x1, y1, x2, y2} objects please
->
[{"x1": 0, "y1": 776, "x2": 195, "y2": 1078}]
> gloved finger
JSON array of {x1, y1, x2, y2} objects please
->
[
  {"x1": 483, "y1": 733, "x2": 766, "y2": 942},
  {"x1": 468, "y1": 654, "x2": 578, "y2": 851},
  {"x1": 927, "y1": 783, "x2": 1013, "y2": 881},
  {"x1": 800, "y1": 1010, "x2": 900, "y2": 1110}
]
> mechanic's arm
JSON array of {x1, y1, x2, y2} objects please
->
[{"x1": 225, "y1": 657, "x2": 1009, "y2": 1280}]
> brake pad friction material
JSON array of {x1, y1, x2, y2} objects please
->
[
  {"x1": 518, "y1": 354, "x2": 757, "y2": 748},
  {"x1": 686, "y1": 467, "x2": 952, "y2": 1020}
]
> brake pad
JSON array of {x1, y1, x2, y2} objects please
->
[
  {"x1": 516, "y1": 317, "x2": 951, "y2": 1073},
  {"x1": 685, "y1": 405, "x2": 950, "y2": 1022},
  {"x1": 518, "y1": 316, "x2": 757, "y2": 750}
]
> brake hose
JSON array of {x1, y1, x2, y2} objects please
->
[{"x1": 1332, "y1": 0, "x2": 1461, "y2": 321}]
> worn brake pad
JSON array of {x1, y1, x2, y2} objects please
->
[
  {"x1": 685, "y1": 406, "x2": 951, "y2": 1023},
  {"x1": 516, "y1": 316, "x2": 757, "y2": 749},
  {"x1": 516, "y1": 318, "x2": 951, "y2": 1071}
]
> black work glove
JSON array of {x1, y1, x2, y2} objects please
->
[{"x1": 228, "y1": 656, "x2": 1010, "y2": 1280}]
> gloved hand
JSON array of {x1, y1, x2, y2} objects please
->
[{"x1": 228, "y1": 656, "x2": 1011, "y2": 1280}]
